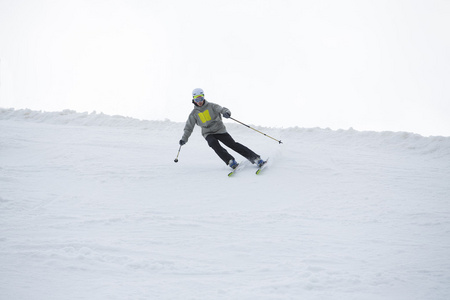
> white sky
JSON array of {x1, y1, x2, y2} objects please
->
[{"x1": 1, "y1": 0, "x2": 449, "y2": 136}]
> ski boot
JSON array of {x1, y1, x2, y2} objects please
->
[{"x1": 228, "y1": 159, "x2": 239, "y2": 169}]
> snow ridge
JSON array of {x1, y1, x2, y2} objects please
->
[
  {"x1": 2, "y1": 108, "x2": 449, "y2": 158},
  {"x1": 0, "y1": 108, "x2": 178, "y2": 129}
]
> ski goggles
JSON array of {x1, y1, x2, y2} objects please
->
[{"x1": 193, "y1": 94, "x2": 204, "y2": 103}]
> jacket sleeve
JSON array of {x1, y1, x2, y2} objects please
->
[
  {"x1": 181, "y1": 113, "x2": 196, "y2": 143},
  {"x1": 221, "y1": 106, "x2": 231, "y2": 117},
  {"x1": 211, "y1": 103, "x2": 231, "y2": 118}
]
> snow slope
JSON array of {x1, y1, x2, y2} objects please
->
[{"x1": 1, "y1": 108, "x2": 450, "y2": 300}]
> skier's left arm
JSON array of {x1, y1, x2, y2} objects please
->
[
  {"x1": 212, "y1": 103, "x2": 231, "y2": 119},
  {"x1": 222, "y1": 107, "x2": 231, "y2": 118}
]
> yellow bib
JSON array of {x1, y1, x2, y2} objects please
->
[{"x1": 198, "y1": 110, "x2": 211, "y2": 123}]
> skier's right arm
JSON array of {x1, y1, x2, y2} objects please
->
[{"x1": 180, "y1": 114, "x2": 196, "y2": 145}]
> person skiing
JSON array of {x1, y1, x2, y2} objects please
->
[{"x1": 179, "y1": 88, "x2": 264, "y2": 169}]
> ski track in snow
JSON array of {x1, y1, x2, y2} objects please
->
[{"x1": 1, "y1": 108, "x2": 450, "y2": 300}]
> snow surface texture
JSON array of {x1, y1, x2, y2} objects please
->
[{"x1": 1, "y1": 108, "x2": 450, "y2": 300}]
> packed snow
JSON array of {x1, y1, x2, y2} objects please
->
[{"x1": 1, "y1": 108, "x2": 450, "y2": 300}]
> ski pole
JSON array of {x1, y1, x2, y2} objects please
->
[
  {"x1": 230, "y1": 117, "x2": 283, "y2": 144},
  {"x1": 174, "y1": 145, "x2": 182, "y2": 163}
]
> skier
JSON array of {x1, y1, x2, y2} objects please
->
[{"x1": 179, "y1": 88, "x2": 264, "y2": 169}]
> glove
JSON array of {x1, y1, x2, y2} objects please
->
[
  {"x1": 223, "y1": 111, "x2": 231, "y2": 118},
  {"x1": 179, "y1": 139, "x2": 186, "y2": 146}
]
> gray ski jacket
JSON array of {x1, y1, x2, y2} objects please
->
[{"x1": 181, "y1": 100, "x2": 231, "y2": 143}]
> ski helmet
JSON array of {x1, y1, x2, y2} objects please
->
[{"x1": 192, "y1": 88, "x2": 204, "y2": 98}]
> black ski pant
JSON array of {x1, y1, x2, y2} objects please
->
[{"x1": 205, "y1": 132, "x2": 259, "y2": 165}]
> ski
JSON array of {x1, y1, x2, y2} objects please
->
[
  {"x1": 256, "y1": 158, "x2": 269, "y2": 175},
  {"x1": 227, "y1": 161, "x2": 245, "y2": 177},
  {"x1": 228, "y1": 159, "x2": 269, "y2": 176}
]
